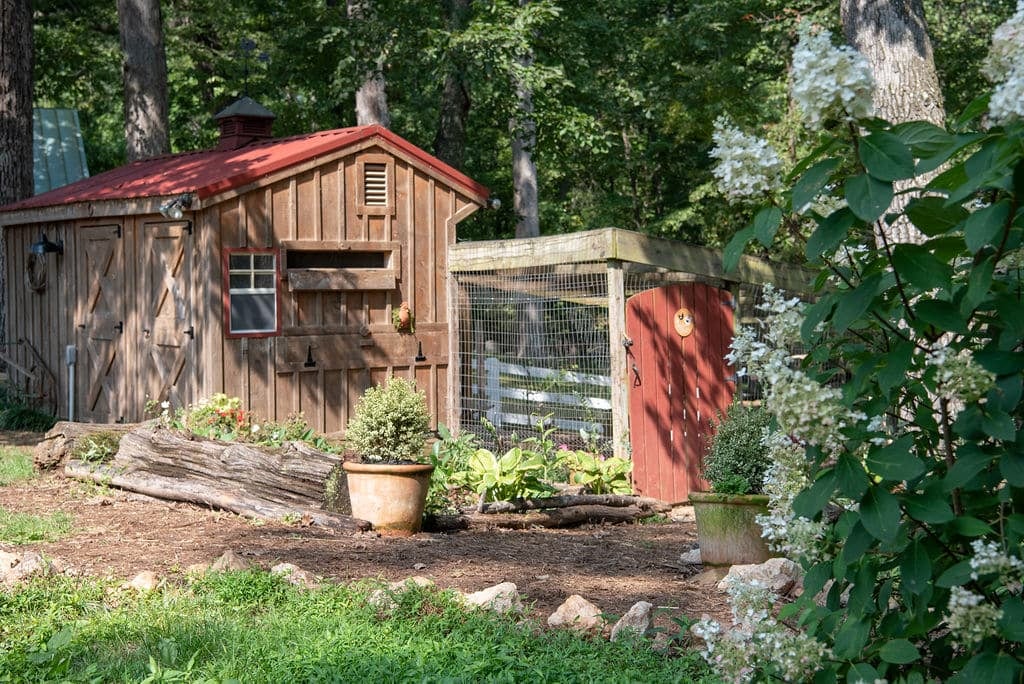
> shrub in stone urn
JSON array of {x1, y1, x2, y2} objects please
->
[
  {"x1": 690, "y1": 401, "x2": 775, "y2": 566},
  {"x1": 342, "y1": 376, "x2": 434, "y2": 535}
]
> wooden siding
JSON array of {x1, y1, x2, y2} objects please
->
[{"x1": 4, "y1": 144, "x2": 481, "y2": 432}]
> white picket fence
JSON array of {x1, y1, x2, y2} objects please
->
[{"x1": 483, "y1": 356, "x2": 612, "y2": 434}]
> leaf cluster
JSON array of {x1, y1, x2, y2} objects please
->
[
  {"x1": 343, "y1": 377, "x2": 431, "y2": 463},
  {"x1": 702, "y1": 401, "x2": 773, "y2": 495}
]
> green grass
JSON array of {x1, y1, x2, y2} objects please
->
[
  {"x1": 0, "y1": 572, "x2": 713, "y2": 683},
  {"x1": 0, "y1": 507, "x2": 73, "y2": 544},
  {"x1": 0, "y1": 447, "x2": 35, "y2": 485}
]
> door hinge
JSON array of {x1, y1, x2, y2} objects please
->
[
  {"x1": 115, "y1": 226, "x2": 122, "y2": 239},
  {"x1": 184, "y1": 325, "x2": 195, "y2": 339},
  {"x1": 185, "y1": 220, "x2": 193, "y2": 235},
  {"x1": 114, "y1": 321, "x2": 124, "y2": 334}
]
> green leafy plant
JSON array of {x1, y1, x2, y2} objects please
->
[
  {"x1": 71, "y1": 431, "x2": 122, "y2": 464},
  {"x1": 425, "y1": 423, "x2": 479, "y2": 514},
  {"x1": 563, "y1": 450, "x2": 633, "y2": 495},
  {"x1": 698, "y1": 18, "x2": 1024, "y2": 680},
  {"x1": 701, "y1": 401, "x2": 772, "y2": 495},
  {"x1": 344, "y1": 377, "x2": 431, "y2": 463},
  {"x1": 0, "y1": 507, "x2": 73, "y2": 544},
  {"x1": 0, "y1": 384, "x2": 56, "y2": 432},
  {"x1": 0, "y1": 447, "x2": 36, "y2": 486},
  {"x1": 456, "y1": 446, "x2": 554, "y2": 503}
]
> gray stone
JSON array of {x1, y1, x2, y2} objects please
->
[
  {"x1": 547, "y1": 594, "x2": 605, "y2": 633},
  {"x1": 211, "y1": 550, "x2": 251, "y2": 572},
  {"x1": 610, "y1": 600, "x2": 654, "y2": 642},
  {"x1": 368, "y1": 576, "x2": 436, "y2": 608},
  {"x1": 5, "y1": 552, "x2": 50, "y2": 584},
  {"x1": 463, "y1": 582, "x2": 522, "y2": 613},
  {"x1": 679, "y1": 548, "x2": 702, "y2": 565},
  {"x1": 270, "y1": 563, "x2": 319, "y2": 589},
  {"x1": 717, "y1": 557, "x2": 802, "y2": 596},
  {"x1": 126, "y1": 571, "x2": 160, "y2": 592}
]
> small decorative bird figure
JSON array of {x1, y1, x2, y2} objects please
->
[{"x1": 395, "y1": 301, "x2": 413, "y2": 333}]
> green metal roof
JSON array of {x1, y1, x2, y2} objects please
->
[{"x1": 33, "y1": 108, "x2": 89, "y2": 195}]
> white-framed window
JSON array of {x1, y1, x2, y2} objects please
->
[{"x1": 225, "y1": 250, "x2": 278, "y2": 336}]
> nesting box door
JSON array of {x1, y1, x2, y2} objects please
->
[
  {"x1": 139, "y1": 220, "x2": 194, "y2": 408},
  {"x1": 625, "y1": 283, "x2": 736, "y2": 503},
  {"x1": 76, "y1": 225, "x2": 129, "y2": 422}
]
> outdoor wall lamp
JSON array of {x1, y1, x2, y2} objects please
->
[
  {"x1": 30, "y1": 233, "x2": 64, "y2": 255},
  {"x1": 158, "y1": 193, "x2": 194, "y2": 220}
]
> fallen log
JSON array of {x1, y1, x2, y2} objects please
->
[
  {"x1": 467, "y1": 504, "x2": 646, "y2": 529},
  {"x1": 34, "y1": 421, "x2": 137, "y2": 471},
  {"x1": 65, "y1": 460, "x2": 369, "y2": 532},
  {"x1": 61, "y1": 425, "x2": 368, "y2": 531},
  {"x1": 478, "y1": 494, "x2": 670, "y2": 515}
]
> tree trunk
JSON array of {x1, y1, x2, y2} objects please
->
[
  {"x1": 117, "y1": 0, "x2": 170, "y2": 161},
  {"x1": 348, "y1": 0, "x2": 390, "y2": 127},
  {"x1": 61, "y1": 425, "x2": 370, "y2": 531},
  {"x1": 511, "y1": 0, "x2": 539, "y2": 239},
  {"x1": 841, "y1": 0, "x2": 945, "y2": 245},
  {"x1": 478, "y1": 494, "x2": 671, "y2": 514},
  {"x1": 0, "y1": 0, "x2": 33, "y2": 342},
  {"x1": 433, "y1": 0, "x2": 472, "y2": 168},
  {"x1": 469, "y1": 504, "x2": 647, "y2": 529}
]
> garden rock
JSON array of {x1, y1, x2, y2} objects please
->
[
  {"x1": 185, "y1": 562, "x2": 210, "y2": 577},
  {"x1": 2, "y1": 551, "x2": 51, "y2": 586},
  {"x1": 368, "y1": 576, "x2": 435, "y2": 608},
  {"x1": 126, "y1": 571, "x2": 160, "y2": 592},
  {"x1": 679, "y1": 548, "x2": 702, "y2": 565},
  {"x1": 463, "y1": 582, "x2": 522, "y2": 613},
  {"x1": 717, "y1": 557, "x2": 802, "y2": 597},
  {"x1": 610, "y1": 600, "x2": 654, "y2": 642},
  {"x1": 211, "y1": 550, "x2": 251, "y2": 572},
  {"x1": 270, "y1": 563, "x2": 319, "y2": 589},
  {"x1": 547, "y1": 594, "x2": 605, "y2": 633}
]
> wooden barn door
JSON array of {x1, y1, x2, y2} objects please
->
[
  {"x1": 625, "y1": 283, "x2": 735, "y2": 503},
  {"x1": 139, "y1": 221, "x2": 194, "y2": 410},
  {"x1": 76, "y1": 224, "x2": 128, "y2": 422}
]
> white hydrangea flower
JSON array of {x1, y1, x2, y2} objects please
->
[
  {"x1": 924, "y1": 347, "x2": 996, "y2": 407},
  {"x1": 946, "y1": 586, "x2": 1003, "y2": 646},
  {"x1": 970, "y1": 539, "x2": 1024, "y2": 581},
  {"x1": 982, "y1": 1, "x2": 1024, "y2": 83},
  {"x1": 989, "y1": 64, "x2": 1024, "y2": 124},
  {"x1": 710, "y1": 116, "x2": 784, "y2": 200},
  {"x1": 791, "y1": 25, "x2": 874, "y2": 129}
]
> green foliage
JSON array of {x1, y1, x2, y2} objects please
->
[
  {"x1": 701, "y1": 402, "x2": 772, "y2": 495},
  {"x1": 70, "y1": 431, "x2": 121, "y2": 464},
  {"x1": 0, "y1": 385, "x2": 57, "y2": 432},
  {"x1": 425, "y1": 423, "x2": 480, "y2": 514},
  {"x1": 563, "y1": 450, "x2": 633, "y2": 495},
  {"x1": 0, "y1": 447, "x2": 36, "y2": 486},
  {"x1": 0, "y1": 573, "x2": 711, "y2": 682},
  {"x1": 0, "y1": 507, "x2": 72, "y2": 544},
  {"x1": 152, "y1": 394, "x2": 341, "y2": 453},
  {"x1": 729, "y1": 97, "x2": 1024, "y2": 678},
  {"x1": 344, "y1": 377, "x2": 431, "y2": 463},
  {"x1": 456, "y1": 446, "x2": 554, "y2": 502}
]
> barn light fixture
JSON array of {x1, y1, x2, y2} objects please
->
[
  {"x1": 158, "y1": 193, "x2": 194, "y2": 220},
  {"x1": 30, "y1": 233, "x2": 63, "y2": 256}
]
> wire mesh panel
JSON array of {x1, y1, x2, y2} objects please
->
[{"x1": 455, "y1": 264, "x2": 615, "y2": 451}]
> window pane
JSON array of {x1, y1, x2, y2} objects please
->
[
  {"x1": 229, "y1": 274, "x2": 250, "y2": 289},
  {"x1": 229, "y1": 254, "x2": 251, "y2": 270},
  {"x1": 254, "y1": 273, "x2": 275, "y2": 289},
  {"x1": 230, "y1": 293, "x2": 276, "y2": 333},
  {"x1": 253, "y1": 254, "x2": 275, "y2": 270}
]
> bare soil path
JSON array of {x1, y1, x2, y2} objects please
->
[{"x1": 0, "y1": 432, "x2": 730, "y2": 626}]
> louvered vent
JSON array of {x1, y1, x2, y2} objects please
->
[{"x1": 363, "y1": 163, "x2": 388, "y2": 206}]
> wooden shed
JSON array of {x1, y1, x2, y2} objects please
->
[{"x1": 1, "y1": 98, "x2": 488, "y2": 433}]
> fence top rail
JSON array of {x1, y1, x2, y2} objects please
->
[
  {"x1": 484, "y1": 356, "x2": 612, "y2": 387},
  {"x1": 449, "y1": 227, "x2": 814, "y2": 294}
]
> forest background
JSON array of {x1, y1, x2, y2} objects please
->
[{"x1": 24, "y1": 1, "x2": 1020, "y2": 254}]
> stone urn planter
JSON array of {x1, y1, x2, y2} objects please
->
[
  {"x1": 690, "y1": 492, "x2": 774, "y2": 566},
  {"x1": 342, "y1": 461, "x2": 434, "y2": 535}
]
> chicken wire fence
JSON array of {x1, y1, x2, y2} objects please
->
[{"x1": 451, "y1": 263, "x2": 814, "y2": 454}]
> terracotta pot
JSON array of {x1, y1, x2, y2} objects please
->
[
  {"x1": 690, "y1": 492, "x2": 775, "y2": 566},
  {"x1": 342, "y1": 461, "x2": 434, "y2": 536}
]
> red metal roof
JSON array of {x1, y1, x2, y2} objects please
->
[{"x1": 0, "y1": 124, "x2": 489, "y2": 214}]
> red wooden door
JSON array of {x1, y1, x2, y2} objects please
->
[{"x1": 626, "y1": 283, "x2": 735, "y2": 503}]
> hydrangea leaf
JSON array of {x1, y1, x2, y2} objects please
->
[
  {"x1": 753, "y1": 206, "x2": 783, "y2": 247},
  {"x1": 905, "y1": 195, "x2": 968, "y2": 236},
  {"x1": 859, "y1": 486, "x2": 901, "y2": 542},
  {"x1": 792, "y1": 157, "x2": 841, "y2": 212},
  {"x1": 845, "y1": 174, "x2": 893, "y2": 222},
  {"x1": 964, "y1": 200, "x2": 1011, "y2": 253},
  {"x1": 806, "y1": 207, "x2": 856, "y2": 262},
  {"x1": 899, "y1": 539, "x2": 932, "y2": 596},
  {"x1": 866, "y1": 435, "x2": 924, "y2": 481},
  {"x1": 891, "y1": 243, "x2": 953, "y2": 293},
  {"x1": 879, "y1": 638, "x2": 921, "y2": 665},
  {"x1": 859, "y1": 131, "x2": 915, "y2": 181}
]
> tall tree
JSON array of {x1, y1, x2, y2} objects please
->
[
  {"x1": 1, "y1": 0, "x2": 34, "y2": 206},
  {"x1": 511, "y1": 0, "x2": 538, "y2": 239},
  {"x1": 117, "y1": 0, "x2": 170, "y2": 161},
  {"x1": 348, "y1": 0, "x2": 390, "y2": 127},
  {"x1": 1, "y1": 0, "x2": 34, "y2": 341},
  {"x1": 433, "y1": 0, "x2": 472, "y2": 169},
  {"x1": 841, "y1": 0, "x2": 945, "y2": 244}
]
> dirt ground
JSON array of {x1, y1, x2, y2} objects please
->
[{"x1": 0, "y1": 431, "x2": 730, "y2": 627}]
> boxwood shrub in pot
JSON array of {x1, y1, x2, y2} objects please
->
[
  {"x1": 690, "y1": 401, "x2": 775, "y2": 566},
  {"x1": 341, "y1": 377, "x2": 434, "y2": 535}
]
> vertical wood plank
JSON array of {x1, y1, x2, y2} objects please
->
[{"x1": 606, "y1": 260, "x2": 628, "y2": 461}]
